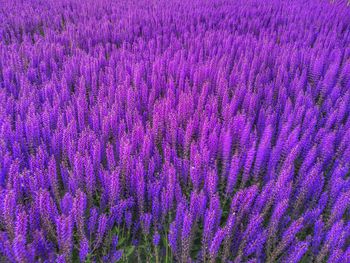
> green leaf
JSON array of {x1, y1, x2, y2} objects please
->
[
  {"x1": 85, "y1": 253, "x2": 92, "y2": 263},
  {"x1": 118, "y1": 237, "x2": 126, "y2": 246},
  {"x1": 125, "y1": 246, "x2": 135, "y2": 258}
]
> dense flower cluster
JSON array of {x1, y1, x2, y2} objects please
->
[{"x1": 1, "y1": 0, "x2": 350, "y2": 262}]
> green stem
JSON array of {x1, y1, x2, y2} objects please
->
[
  {"x1": 155, "y1": 247, "x2": 159, "y2": 263},
  {"x1": 165, "y1": 235, "x2": 169, "y2": 263}
]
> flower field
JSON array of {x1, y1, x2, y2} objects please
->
[{"x1": 1, "y1": 0, "x2": 350, "y2": 262}]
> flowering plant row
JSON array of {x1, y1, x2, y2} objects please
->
[{"x1": 1, "y1": 0, "x2": 350, "y2": 262}]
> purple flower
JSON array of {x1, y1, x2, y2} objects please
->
[
  {"x1": 73, "y1": 190, "x2": 87, "y2": 238},
  {"x1": 15, "y1": 210, "x2": 28, "y2": 240},
  {"x1": 209, "y1": 228, "x2": 226, "y2": 261},
  {"x1": 94, "y1": 214, "x2": 107, "y2": 249},
  {"x1": 312, "y1": 219, "x2": 324, "y2": 255},
  {"x1": 181, "y1": 211, "x2": 193, "y2": 263},
  {"x1": 3, "y1": 190, "x2": 16, "y2": 238},
  {"x1": 79, "y1": 237, "x2": 89, "y2": 262},
  {"x1": 282, "y1": 241, "x2": 309, "y2": 263},
  {"x1": 202, "y1": 208, "x2": 216, "y2": 259},
  {"x1": 329, "y1": 190, "x2": 350, "y2": 226},
  {"x1": 153, "y1": 232, "x2": 161, "y2": 247},
  {"x1": 13, "y1": 235, "x2": 28, "y2": 263},
  {"x1": 1, "y1": 0, "x2": 350, "y2": 262},
  {"x1": 84, "y1": 156, "x2": 95, "y2": 202},
  {"x1": 270, "y1": 218, "x2": 304, "y2": 261},
  {"x1": 109, "y1": 170, "x2": 120, "y2": 208},
  {"x1": 88, "y1": 207, "x2": 98, "y2": 237},
  {"x1": 140, "y1": 213, "x2": 152, "y2": 235},
  {"x1": 136, "y1": 160, "x2": 145, "y2": 213},
  {"x1": 254, "y1": 125, "x2": 272, "y2": 176},
  {"x1": 106, "y1": 143, "x2": 116, "y2": 171},
  {"x1": 168, "y1": 222, "x2": 178, "y2": 256},
  {"x1": 48, "y1": 156, "x2": 60, "y2": 202},
  {"x1": 226, "y1": 154, "x2": 240, "y2": 195},
  {"x1": 56, "y1": 215, "x2": 73, "y2": 257},
  {"x1": 316, "y1": 220, "x2": 345, "y2": 262},
  {"x1": 60, "y1": 193, "x2": 73, "y2": 216}
]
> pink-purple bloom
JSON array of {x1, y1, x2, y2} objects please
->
[{"x1": 1, "y1": 0, "x2": 350, "y2": 261}]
